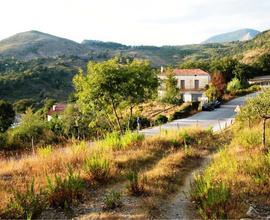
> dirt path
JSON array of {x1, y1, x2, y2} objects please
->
[{"x1": 159, "y1": 155, "x2": 212, "y2": 219}]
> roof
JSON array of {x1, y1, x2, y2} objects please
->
[
  {"x1": 48, "y1": 104, "x2": 66, "y2": 116},
  {"x1": 173, "y1": 69, "x2": 210, "y2": 76},
  {"x1": 249, "y1": 75, "x2": 270, "y2": 82}
]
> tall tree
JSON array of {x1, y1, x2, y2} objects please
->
[
  {"x1": 211, "y1": 72, "x2": 226, "y2": 99},
  {"x1": 0, "y1": 100, "x2": 15, "y2": 132}
]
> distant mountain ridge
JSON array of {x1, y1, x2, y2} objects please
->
[
  {"x1": 0, "y1": 30, "x2": 89, "y2": 59},
  {"x1": 0, "y1": 29, "x2": 269, "y2": 66},
  {"x1": 202, "y1": 28, "x2": 260, "y2": 44}
]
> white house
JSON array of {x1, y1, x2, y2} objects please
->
[{"x1": 159, "y1": 68, "x2": 211, "y2": 102}]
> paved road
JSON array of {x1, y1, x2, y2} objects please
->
[{"x1": 140, "y1": 92, "x2": 258, "y2": 136}]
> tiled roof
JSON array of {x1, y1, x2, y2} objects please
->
[
  {"x1": 172, "y1": 69, "x2": 210, "y2": 76},
  {"x1": 48, "y1": 104, "x2": 66, "y2": 116}
]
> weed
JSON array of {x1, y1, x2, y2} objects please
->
[
  {"x1": 84, "y1": 153, "x2": 111, "y2": 182},
  {"x1": 37, "y1": 145, "x2": 53, "y2": 158},
  {"x1": 126, "y1": 171, "x2": 145, "y2": 196},
  {"x1": 103, "y1": 190, "x2": 122, "y2": 210},
  {"x1": 71, "y1": 141, "x2": 88, "y2": 154},
  {"x1": 190, "y1": 174, "x2": 230, "y2": 219},
  {"x1": 3, "y1": 179, "x2": 46, "y2": 219},
  {"x1": 46, "y1": 167, "x2": 85, "y2": 209}
]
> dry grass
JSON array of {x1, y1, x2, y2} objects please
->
[
  {"x1": 191, "y1": 122, "x2": 270, "y2": 219},
  {"x1": 0, "y1": 127, "x2": 225, "y2": 218}
]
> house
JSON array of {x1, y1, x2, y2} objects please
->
[
  {"x1": 159, "y1": 68, "x2": 211, "y2": 102},
  {"x1": 248, "y1": 75, "x2": 270, "y2": 88},
  {"x1": 47, "y1": 103, "x2": 66, "y2": 121}
]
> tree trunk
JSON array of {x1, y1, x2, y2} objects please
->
[
  {"x1": 110, "y1": 98, "x2": 123, "y2": 134},
  {"x1": 128, "y1": 106, "x2": 133, "y2": 130}
]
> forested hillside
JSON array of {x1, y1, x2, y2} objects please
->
[{"x1": 0, "y1": 29, "x2": 269, "y2": 103}]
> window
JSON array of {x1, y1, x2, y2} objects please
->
[
  {"x1": 180, "y1": 80, "x2": 185, "y2": 89},
  {"x1": 195, "y1": 80, "x2": 199, "y2": 89}
]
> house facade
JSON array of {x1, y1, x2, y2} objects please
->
[{"x1": 159, "y1": 68, "x2": 211, "y2": 102}]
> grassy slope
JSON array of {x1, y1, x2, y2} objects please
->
[
  {"x1": 190, "y1": 122, "x2": 270, "y2": 219},
  {"x1": 0, "y1": 128, "x2": 229, "y2": 219}
]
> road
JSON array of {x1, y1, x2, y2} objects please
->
[{"x1": 140, "y1": 92, "x2": 258, "y2": 136}]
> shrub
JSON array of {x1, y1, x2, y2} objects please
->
[
  {"x1": 126, "y1": 171, "x2": 145, "y2": 196},
  {"x1": 154, "y1": 115, "x2": 168, "y2": 125},
  {"x1": 227, "y1": 77, "x2": 242, "y2": 93},
  {"x1": 3, "y1": 180, "x2": 46, "y2": 219},
  {"x1": 37, "y1": 145, "x2": 53, "y2": 158},
  {"x1": 46, "y1": 167, "x2": 85, "y2": 209},
  {"x1": 233, "y1": 128, "x2": 261, "y2": 149},
  {"x1": 0, "y1": 132, "x2": 7, "y2": 149},
  {"x1": 103, "y1": 190, "x2": 122, "y2": 210},
  {"x1": 100, "y1": 132, "x2": 121, "y2": 150},
  {"x1": 84, "y1": 154, "x2": 111, "y2": 182}
]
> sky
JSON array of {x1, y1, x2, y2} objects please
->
[{"x1": 0, "y1": 0, "x2": 269, "y2": 46}]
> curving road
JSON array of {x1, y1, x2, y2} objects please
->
[{"x1": 140, "y1": 92, "x2": 258, "y2": 136}]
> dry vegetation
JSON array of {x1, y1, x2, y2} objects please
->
[
  {"x1": 0, "y1": 128, "x2": 229, "y2": 219},
  {"x1": 190, "y1": 122, "x2": 270, "y2": 219}
]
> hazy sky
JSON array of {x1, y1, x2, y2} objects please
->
[{"x1": 0, "y1": 0, "x2": 269, "y2": 46}]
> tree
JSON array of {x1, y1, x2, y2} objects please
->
[
  {"x1": 0, "y1": 100, "x2": 15, "y2": 132},
  {"x1": 211, "y1": 72, "x2": 226, "y2": 99},
  {"x1": 163, "y1": 72, "x2": 180, "y2": 104},
  {"x1": 13, "y1": 99, "x2": 33, "y2": 113},
  {"x1": 123, "y1": 60, "x2": 158, "y2": 129},
  {"x1": 210, "y1": 57, "x2": 238, "y2": 83},
  {"x1": 73, "y1": 58, "x2": 158, "y2": 133},
  {"x1": 238, "y1": 89, "x2": 270, "y2": 151}
]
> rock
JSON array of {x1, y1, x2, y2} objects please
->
[{"x1": 246, "y1": 204, "x2": 270, "y2": 219}]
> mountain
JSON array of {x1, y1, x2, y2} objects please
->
[
  {"x1": 0, "y1": 29, "x2": 269, "y2": 103},
  {"x1": 0, "y1": 30, "x2": 89, "y2": 59},
  {"x1": 202, "y1": 29, "x2": 260, "y2": 44}
]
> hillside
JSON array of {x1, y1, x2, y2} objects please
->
[
  {"x1": 202, "y1": 28, "x2": 260, "y2": 44},
  {"x1": 0, "y1": 31, "x2": 89, "y2": 59},
  {"x1": 0, "y1": 29, "x2": 269, "y2": 103}
]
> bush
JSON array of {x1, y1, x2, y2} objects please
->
[
  {"x1": 84, "y1": 154, "x2": 111, "y2": 182},
  {"x1": 126, "y1": 171, "x2": 145, "y2": 196},
  {"x1": 0, "y1": 132, "x2": 7, "y2": 149},
  {"x1": 227, "y1": 78, "x2": 242, "y2": 92},
  {"x1": 120, "y1": 130, "x2": 144, "y2": 148},
  {"x1": 103, "y1": 190, "x2": 122, "y2": 210},
  {"x1": 154, "y1": 115, "x2": 168, "y2": 125},
  {"x1": 169, "y1": 103, "x2": 197, "y2": 121},
  {"x1": 233, "y1": 128, "x2": 261, "y2": 149},
  {"x1": 3, "y1": 180, "x2": 46, "y2": 219},
  {"x1": 46, "y1": 167, "x2": 85, "y2": 209}
]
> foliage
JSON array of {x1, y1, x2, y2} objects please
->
[
  {"x1": 237, "y1": 89, "x2": 270, "y2": 149},
  {"x1": 0, "y1": 100, "x2": 15, "y2": 132},
  {"x1": 13, "y1": 99, "x2": 33, "y2": 113},
  {"x1": 0, "y1": 132, "x2": 7, "y2": 149},
  {"x1": 46, "y1": 167, "x2": 85, "y2": 208},
  {"x1": 227, "y1": 77, "x2": 242, "y2": 92},
  {"x1": 3, "y1": 180, "x2": 46, "y2": 219},
  {"x1": 211, "y1": 72, "x2": 226, "y2": 98},
  {"x1": 162, "y1": 72, "x2": 181, "y2": 104},
  {"x1": 103, "y1": 190, "x2": 122, "y2": 210},
  {"x1": 154, "y1": 114, "x2": 168, "y2": 125},
  {"x1": 8, "y1": 109, "x2": 54, "y2": 149},
  {"x1": 74, "y1": 58, "x2": 158, "y2": 134},
  {"x1": 205, "y1": 83, "x2": 220, "y2": 101}
]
